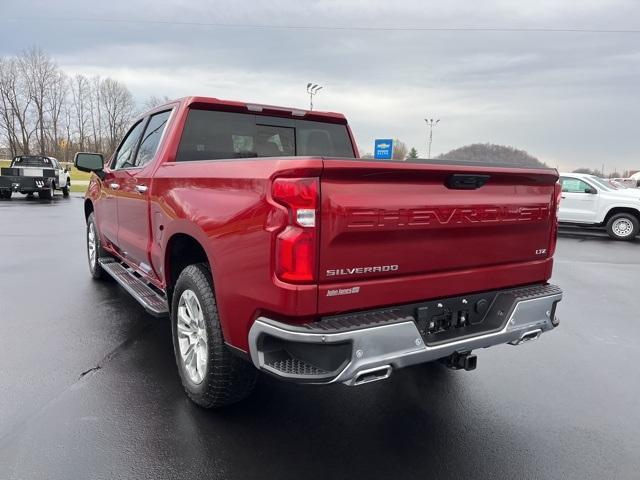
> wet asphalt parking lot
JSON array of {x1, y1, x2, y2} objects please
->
[{"x1": 1, "y1": 193, "x2": 639, "y2": 480}]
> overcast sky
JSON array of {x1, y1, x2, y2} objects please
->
[{"x1": 2, "y1": 0, "x2": 640, "y2": 171}]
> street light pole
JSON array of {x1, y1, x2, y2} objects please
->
[
  {"x1": 306, "y1": 83, "x2": 323, "y2": 110},
  {"x1": 424, "y1": 118, "x2": 440, "y2": 159}
]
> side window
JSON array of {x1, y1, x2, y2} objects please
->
[
  {"x1": 135, "y1": 110, "x2": 172, "y2": 168},
  {"x1": 176, "y1": 110, "x2": 257, "y2": 161},
  {"x1": 296, "y1": 120, "x2": 355, "y2": 157},
  {"x1": 560, "y1": 177, "x2": 592, "y2": 193},
  {"x1": 113, "y1": 121, "x2": 145, "y2": 170}
]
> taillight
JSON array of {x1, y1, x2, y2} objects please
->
[
  {"x1": 549, "y1": 181, "x2": 562, "y2": 256},
  {"x1": 272, "y1": 177, "x2": 318, "y2": 283}
]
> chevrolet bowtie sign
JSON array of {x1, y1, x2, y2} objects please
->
[{"x1": 374, "y1": 139, "x2": 393, "y2": 159}]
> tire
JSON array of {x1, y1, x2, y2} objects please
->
[
  {"x1": 39, "y1": 183, "x2": 53, "y2": 200},
  {"x1": 62, "y1": 178, "x2": 70, "y2": 197},
  {"x1": 606, "y1": 213, "x2": 639, "y2": 241},
  {"x1": 86, "y1": 212, "x2": 105, "y2": 279},
  {"x1": 0, "y1": 191, "x2": 10, "y2": 199},
  {"x1": 171, "y1": 264, "x2": 257, "y2": 408}
]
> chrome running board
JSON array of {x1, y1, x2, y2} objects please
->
[{"x1": 99, "y1": 257, "x2": 168, "y2": 317}]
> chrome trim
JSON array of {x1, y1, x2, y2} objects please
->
[
  {"x1": 509, "y1": 328, "x2": 542, "y2": 345},
  {"x1": 248, "y1": 287, "x2": 562, "y2": 386},
  {"x1": 353, "y1": 365, "x2": 392, "y2": 385}
]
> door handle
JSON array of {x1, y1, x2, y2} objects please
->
[
  {"x1": 135, "y1": 185, "x2": 148, "y2": 193},
  {"x1": 109, "y1": 183, "x2": 120, "y2": 190}
]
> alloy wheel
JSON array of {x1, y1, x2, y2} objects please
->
[
  {"x1": 176, "y1": 289, "x2": 208, "y2": 384},
  {"x1": 87, "y1": 222, "x2": 97, "y2": 267}
]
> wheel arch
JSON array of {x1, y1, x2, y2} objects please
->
[
  {"x1": 603, "y1": 207, "x2": 640, "y2": 224},
  {"x1": 164, "y1": 233, "x2": 213, "y2": 307}
]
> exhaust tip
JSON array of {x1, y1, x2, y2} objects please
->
[
  {"x1": 510, "y1": 328, "x2": 542, "y2": 346},
  {"x1": 353, "y1": 365, "x2": 392, "y2": 386}
]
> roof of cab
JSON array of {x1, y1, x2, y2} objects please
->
[{"x1": 146, "y1": 96, "x2": 348, "y2": 124}]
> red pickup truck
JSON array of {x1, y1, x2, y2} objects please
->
[{"x1": 75, "y1": 96, "x2": 563, "y2": 408}]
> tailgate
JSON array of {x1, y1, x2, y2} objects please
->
[{"x1": 317, "y1": 159, "x2": 558, "y2": 311}]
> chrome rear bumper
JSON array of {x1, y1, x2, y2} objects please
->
[{"x1": 248, "y1": 283, "x2": 562, "y2": 385}]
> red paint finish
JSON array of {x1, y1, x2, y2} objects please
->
[{"x1": 86, "y1": 96, "x2": 560, "y2": 353}]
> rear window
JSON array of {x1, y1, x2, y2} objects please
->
[
  {"x1": 11, "y1": 156, "x2": 52, "y2": 168},
  {"x1": 176, "y1": 110, "x2": 355, "y2": 161}
]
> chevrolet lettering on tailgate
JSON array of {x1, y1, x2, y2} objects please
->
[{"x1": 345, "y1": 205, "x2": 551, "y2": 230}]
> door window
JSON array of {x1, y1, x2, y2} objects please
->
[
  {"x1": 135, "y1": 110, "x2": 172, "y2": 168},
  {"x1": 560, "y1": 177, "x2": 593, "y2": 194},
  {"x1": 113, "y1": 121, "x2": 145, "y2": 170}
]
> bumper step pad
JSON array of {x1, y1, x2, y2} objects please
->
[
  {"x1": 99, "y1": 258, "x2": 168, "y2": 317},
  {"x1": 265, "y1": 357, "x2": 329, "y2": 377},
  {"x1": 301, "y1": 309, "x2": 413, "y2": 333}
]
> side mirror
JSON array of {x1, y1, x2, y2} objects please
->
[
  {"x1": 74, "y1": 152, "x2": 104, "y2": 179},
  {"x1": 585, "y1": 187, "x2": 597, "y2": 194}
]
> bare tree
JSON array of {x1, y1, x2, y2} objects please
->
[
  {"x1": 0, "y1": 56, "x2": 34, "y2": 156},
  {"x1": 19, "y1": 47, "x2": 57, "y2": 155},
  {"x1": 392, "y1": 139, "x2": 408, "y2": 160},
  {"x1": 142, "y1": 95, "x2": 171, "y2": 111},
  {"x1": 70, "y1": 74, "x2": 91, "y2": 152},
  {"x1": 46, "y1": 69, "x2": 67, "y2": 158},
  {"x1": 63, "y1": 102, "x2": 74, "y2": 161},
  {"x1": 100, "y1": 77, "x2": 135, "y2": 154},
  {"x1": 0, "y1": 49, "x2": 142, "y2": 160},
  {"x1": 88, "y1": 75, "x2": 103, "y2": 153},
  {"x1": 0, "y1": 57, "x2": 18, "y2": 155}
]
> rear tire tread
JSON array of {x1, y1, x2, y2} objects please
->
[{"x1": 172, "y1": 263, "x2": 257, "y2": 409}]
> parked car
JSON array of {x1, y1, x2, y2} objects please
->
[
  {"x1": 559, "y1": 172, "x2": 640, "y2": 240},
  {"x1": 608, "y1": 178, "x2": 636, "y2": 189},
  {"x1": 75, "y1": 96, "x2": 563, "y2": 408},
  {"x1": 0, "y1": 155, "x2": 70, "y2": 199}
]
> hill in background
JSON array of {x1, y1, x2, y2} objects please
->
[{"x1": 436, "y1": 143, "x2": 547, "y2": 168}]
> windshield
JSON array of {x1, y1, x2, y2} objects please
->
[{"x1": 588, "y1": 176, "x2": 615, "y2": 191}]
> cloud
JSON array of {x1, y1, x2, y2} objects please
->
[{"x1": 1, "y1": 0, "x2": 639, "y2": 171}]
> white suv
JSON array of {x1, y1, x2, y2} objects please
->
[{"x1": 559, "y1": 172, "x2": 640, "y2": 240}]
